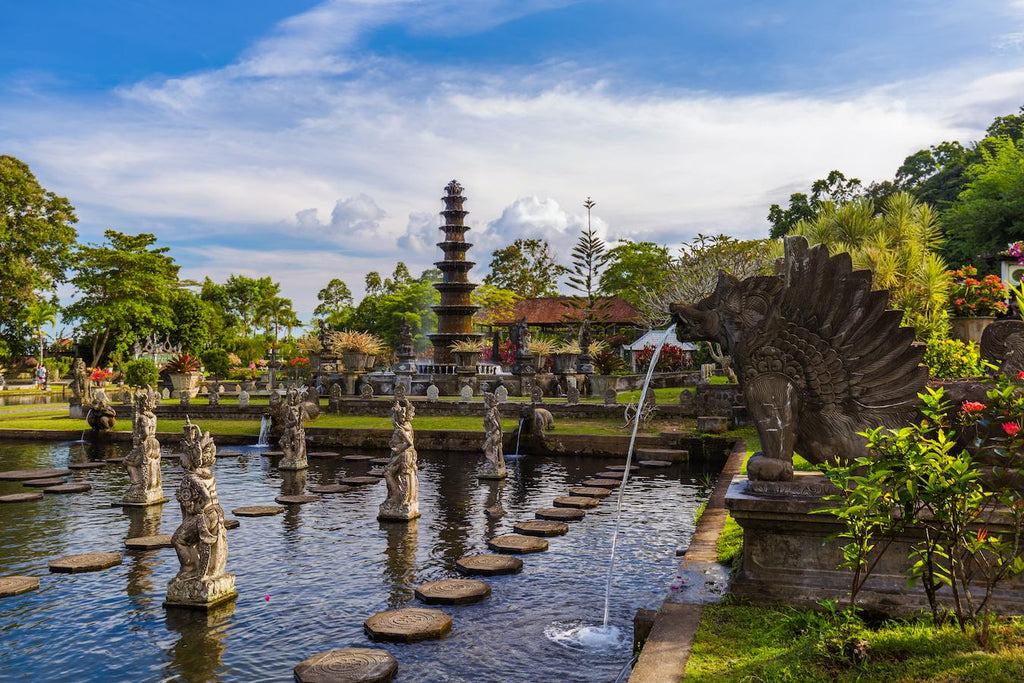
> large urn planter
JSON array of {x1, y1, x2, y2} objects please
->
[
  {"x1": 341, "y1": 352, "x2": 368, "y2": 373},
  {"x1": 949, "y1": 316, "x2": 996, "y2": 344},
  {"x1": 552, "y1": 353, "x2": 578, "y2": 374},
  {"x1": 168, "y1": 372, "x2": 202, "y2": 399},
  {"x1": 453, "y1": 351, "x2": 481, "y2": 371}
]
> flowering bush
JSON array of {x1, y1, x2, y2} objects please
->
[
  {"x1": 634, "y1": 344, "x2": 691, "y2": 372},
  {"x1": 227, "y1": 353, "x2": 242, "y2": 367},
  {"x1": 1001, "y1": 241, "x2": 1024, "y2": 264},
  {"x1": 288, "y1": 357, "x2": 309, "y2": 367},
  {"x1": 949, "y1": 265, "x2": 1009, "y2": 317},
  {"x1": 922, "y1": 337, "x2": 987, "y2": 379},
  {"x1": 90, "y1": 368, "x2": 115, "y2": 383},
  {"x1": 481, "y1": 340, "x2": 516, "y2": 367}
]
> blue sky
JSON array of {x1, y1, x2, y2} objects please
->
[{"x1": 1, "y1": 0, "x2": 1022, "y2": 322}]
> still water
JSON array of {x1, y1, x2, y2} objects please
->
[{"x1": 0, "y1": 438, "x2": 718, "y2": 682}]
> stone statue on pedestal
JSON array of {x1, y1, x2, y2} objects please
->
[
  {"x1": 477, "y1": 392, "x2": 506, "y2": 480},
  {"x1": 121, "y1": 387, "x2": 166, "y2": 506},
  {"x1": 279, "y1": 389, "x2": 309, "y2": 471},
  {"x1": 86, "y1": 395, "x2": 117, "y2": 431},
  {"x1": 165, "y1": 421, "x2": 236, "y2": 609},
  {"x1": 378, "y1": 398, "x2": 420, "y2": 521}
]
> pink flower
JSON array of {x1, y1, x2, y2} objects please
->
[
  {"x1": 961, "y1": 401, "x2": 986, "y2": 413},
  {"x1": 1003, "y1": 422, "x2": 1021, "y2": 437},
  {"x1": 1017, "y1": 371, "x2": 1024, "y2": 381}
]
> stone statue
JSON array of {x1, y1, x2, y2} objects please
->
[
  {"x1": 70, "y1": 358, "x2": 91, "y2": 404},
  {"x1": 86, "y1": 395, "x2": 117, "y2": 431},
  {"x1": 398, "y1": 322, "x2": 414, "y2": 356},
  {"x1": 509, "y1": 317, "x2": 532, "y2": 358},
  {"x1": 981, "y1": 320, "x2": 1024, "y2": 377},
  {"x1": 378, "y1": 398, "x2": 420, "y2": 521},
  {"x1": 208, "y1": 384, "x2": 220, "y2": 406},
  {"x1": 478, "y1": 392, "x2": 506, "y2": 480},
  {"x1": 279, "y1": 388, "x2": 313, "y2": 470},
  {"x1": 671, "y1": 235, "x2": 926, "y2": 481},
  {"x1": 166, "y1": 421, "x2": 236, "y2": 609},
  {"x1": 121, "y1": 387, "x2": 166, "y2": 506},
  {"x1": 329, "y1": 382, "x2": 343, "y2": 409}
]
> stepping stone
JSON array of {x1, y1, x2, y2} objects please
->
[
  {"x1": 582, "y1": 478, "x2": 621, "y2": 488},
  {"x1": 43, "y1": 483, "x2": 92, "y2": 494},
  {"x1": 216, "y1": 451, "x2": 243, "y2": 458},
  {"x1": 568, "y1": 487, "x2": 612, "y2": 498},
  {"x1": 0, "y1": 492, "x2": 44, "y2": 504},
  {"x1": 456, "y1": 554, "x2": 523, "y2": 576},
  {"x1": 232, "y1": 505, "x2": 285, "y2": 517},
  {"x1": 105, "y1": 458, "x2": 125, "y2": 464},
  {"x1": 161, "y1": 453, "x2": 181, "y2": 460},
  {"x1": 341, "y1": 476, "x2": 380, "y2": 486},
  {"x1": 605, "y1": 464, "x2": 639, "y2": 472},
  {"x1": 224, "y1": 518, "x2": 240, "y2": 530},
  {"x1": 414, "y1": 578, "x2": 491, "y2": 605},
  {"x1": 535, "y1": 507, "x2": 585, "y2": 522},
  {"x1": 342, "y1": 454, "x2": 374, "y2": 462},
  {"x1": 309, "y1": 484, "x2": 352, "y2": 494},
  {"x1": 513, "y1": 520, "x2": 569, "y2": 537},
  {"x1": 294, "y1": 648, "x2": 398, "y2": 683},
  {"x1": 0, "y1": 575, "x2": 39, "y2": 598},
  {"x1": 0, "y1": 468, "x2": 72, "y2": 481},
  {"x1": 367, "y1": 468, "x2": 385, "y2": 477},
  {"x1": 275, "y1": 494, "x2": 320, "y2": 505},
  {"x1": 68, "y1": 461, "x2": 107, "y2": 470},
  {"x1": 124, "y1": 534, "x2": 173, "y2": 550},
  {"x1": 369, "y1": 458, "x2": 391, "y2": 466},
  {"x1": 638, "y1": 459, "x2": 673, "y2": 468},
  {"x1": 262, "y1": 450, "x2": 284, "y2": 457},
  {"x1": 307, "y1": 451, "x2": 339, "y2": 458},
  {"x1": 49, "y1": 552, "x2": 122, "y2": 574},
  {"x1": 364, "y1": 607, "x2": 452, "y2": 642},
  {"x1": 22, "y1": 478, "x2": 68, "y2": 488},
  {"x1": 553, "y1": 496, "x2": 599, "y2": 509},
  {"x1": 487, "y1": 534, "x2": 548, "y2": 554},
  {"x1": 596, "y1": 472, "x2": 626, "y2": 480}
]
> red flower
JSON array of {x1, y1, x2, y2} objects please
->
[
  {"x1": 1003, "y1": 422, "x2": 1021, "y2": 437},
  {"x1": 961, "y1": 401, "x2": 986, "y2": 413},
  {"x1": 977, "y1": 528, "x2": 989, "y2": 542},
  {"x1": 1016, "y1": 371, "x2": 1024, "y2": 381}
]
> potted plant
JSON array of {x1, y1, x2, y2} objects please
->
[
  {"x1": 450, "y1": 338, "x2": 485, "y2": 370},
  {"x1": 528, "y1": 339, "x2": 555, "y2": 373},
  {"x1": 552, "y1": 340, "x2": 581, "y2": 374},
  {"x1": 165, "y1": 353, "x2": 203, "y2": 399},
  {"x1": 297, "y1": 333, "x2": 323, "y2": 373},
  {"x1": 330, "y1": 331, "x2": 384, "y2": 372},
  {"x1": 948, "y1": 265, "x2": 1009, "y2": 343}
]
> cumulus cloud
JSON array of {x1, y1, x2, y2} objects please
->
[
  {"x1": 296, "y1": 193, "x2": 389, "y2": 244},
  {"x1": 397, "y1": 211, "x2": 440, "y2": 254},
  {"x1": 476, "y1": 196, "x2": 607, "y2": 261}
]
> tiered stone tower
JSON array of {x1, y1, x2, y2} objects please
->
[{"x1": 429, "y1": 180, "x2": 482, "y2": 364}]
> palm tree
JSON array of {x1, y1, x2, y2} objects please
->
[
  {"x1": 257, "y1": 296, "x2": 297, "y2": 348},
  {"x1": 23, "y1": 298, "x2": 59, "y2": 363}
]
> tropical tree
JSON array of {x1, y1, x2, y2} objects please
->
[
  {"x1": 258, "y1": 295, "x2": 298, "y2": 347},
  {"x1": 484, "y1": 238, "x2": 568, "y2": 297},
  {"x1": 599, "y1": 240, "x2": 672, "y2": 306},
  {"x1": 349, "y1": 263, "x2": 440, "y2": 351},
  {"x1": 0, "y1": 155, "x2": 78, "y2": 357},
  {"x1": 314, "y1": 278, "x2": 355, "y2": 329},
  {"x1": 564, "y1": 198, "x2": 612, "y2": 338},
  {"x1": 22, "y1": 297, "x2": 59, "y2": 363},
  {"x1": 767, "y1": 170, "x2": 866, "y2": 238},
  {"x1": 472, "y1": 284, "x2": 520, "y2": 326}
]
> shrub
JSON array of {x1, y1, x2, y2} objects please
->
[
  {"x1": 124, "y1": 358, "x2": 159, "y2": 388},
  {"x1": 593, "y1": 350, "x2": 627, "y2": 375},
  {"x1": 922, "y1": 337, "x2": 987, "y2": 379},
  {"x1": 200, "y1": 349, "x2": 231, "y2": 378},
  {"x1": 949, "y1": 265, "x2": 1009, "y2": 317},
  {"x1": 634, "y1": 344, "x2": 689, "y2": 372}
]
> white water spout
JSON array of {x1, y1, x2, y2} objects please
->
[{"x1": 256, "y1": 415, "x2": 270, "y2": 447}]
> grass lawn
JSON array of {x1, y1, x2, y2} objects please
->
[{"x1": 687, "y1": 602, "x2": 1024, "y2": 682}]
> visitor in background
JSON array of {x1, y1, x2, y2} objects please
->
[{"x1": 35, "y1": 364, "x2": 47, "y2": 390}]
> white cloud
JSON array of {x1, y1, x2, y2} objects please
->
[{"x1": 296, "y1": 193, "x2": 389, "y2": 244}]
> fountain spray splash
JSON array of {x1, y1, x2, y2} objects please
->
[{"x1": 602, "y1": 324, "x2": 676, "y2": 627}]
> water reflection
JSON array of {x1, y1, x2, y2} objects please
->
[
  {"x1": 280, "y1": 469, "x2": 307, "y2": 535},
  {"x1": 428, "y1": 455, "x2": 475, "y2": 564},
  {"x1": 164, "y1": 601, "x2": 235, "y2": 681},
  {"x1": 482, "y1": 478, "x2": 506, "y2": 538},
  {"x1": 381, "y1": 518, "x2": 418, "y2": 607}
]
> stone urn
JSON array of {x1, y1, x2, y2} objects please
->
[
  {"x1": 453, "y1": 351, "x2": 481, "y2": 371},
  {"x1": 341, "y1": 351, "x2": 368, "y2": 372},
  {"x1": 168, "y1": 372, "x2": 202, "y2": 399},
  {"x1": 552, "y1": 353, "x2": 579, "y2": 374},
  {"x1": 949, "y1": 316, "x2": 996, "y2": 344}
]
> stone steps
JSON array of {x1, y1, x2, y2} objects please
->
[{"x1": 635, "y1": 447, "x2": 689, "y2": 463}]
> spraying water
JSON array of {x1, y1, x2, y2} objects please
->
[{"x1": 255, "y1": 415, "x2": 271, "y2": 447}]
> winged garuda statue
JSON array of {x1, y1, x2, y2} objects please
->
[{"x1": 671, "y1": 236, "x2": 927, "y2": 481}]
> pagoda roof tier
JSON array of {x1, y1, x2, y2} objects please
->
[
  {"x1": 441, "y1": 209, "x2": 468, "y2": 219},
  {"x1": 434, "y1": 260, "x2": 475, "y2": 271},
  {"x1": 436, "y1": 241, "x2": 472, "y2": 252},
  {"x1": 431, "y1": 304, "x2": 481, "y2": 316},
  {"x1": 433, "y1": 282, "x2": 478, "y2": 293}
]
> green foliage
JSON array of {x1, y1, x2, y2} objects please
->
[
  {"x1": 716, "y1": 513, "x2": 744, "y2": 572},
  {"x1": 767, "y1": 170, "x2": 866, "y2": 239},
  {"x1": 348, "y1": 263, "x2": 439, "y2": 351},
  {"x1": 0, "y1": 156, "x2": 78, "y2": 358},
  {"x1": 471, "y1": 284, "x2": 519, "y2": 326},
  {"x1": 123, "y1": 358, "x2": 159, "y2": 388},
  {"x1": 200, "y1": 348, "x2": 231, "y2": 378},
  {"x1": 314, "y1": 278, "x2": 354, "y2": 328},
  {"x1": 65, "y1": 230, "x2": 179, "y2": 365},
  {"x1": 922, "y1": 337, "x2": 987, "y2": 379},
  {"x1": 167, "y1": 289, "x2": 214, "y2": 353},
  {"x1": 484, "y1": 238, "x2": 568, "y2": 297},
  {"x1": 599, "y1": 240, "x2": 672, "y2": 306},
  {"x1": 165, "y1": 353, "x2": 201, "y2": 374},
  {"x1": 592, "y1": 349, "x2": 627, "y2": 375}
]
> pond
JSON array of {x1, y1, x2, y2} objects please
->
[
  {"x1": 0, "y1": 437, "x2": 719, "y2": 682},
  {"x1": 0, "y1": 393, "x2": 59, "y2": 407}
]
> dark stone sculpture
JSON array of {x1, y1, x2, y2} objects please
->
[
  {"x1": 671, "y1": 235, "x2": 926, "y2": 481},
  {"x1": 981, "y1": 320, "x2": 1024, "y2": 377},
  {"x1": 86, "y1": 396, "x2": 117, "y2": 432}
]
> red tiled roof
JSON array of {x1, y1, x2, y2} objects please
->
[{"x1": 483, "y1": 296, "x2": 639, "y2": 326}]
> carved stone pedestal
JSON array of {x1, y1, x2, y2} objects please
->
[
  {"x1": 164, "y1": 574, "x2": 237, "y2": 610},
  {"x1": 726, "y1": 473, "x2": 1024, "y2": 615}
]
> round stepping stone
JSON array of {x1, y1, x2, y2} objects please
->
[
  {"x1": 414, "y1": 578, "x2": 491, "y2": 605},
  {"x1": 307, "y1": 451, "x2": 339, "y2": 459},
  {"x1": 105, "y1": 458, "x2": 126, "y2": 464},
  {"x1": 596, "y1": 472, "x2": 626, "y2": 480},
  {"x1": 369, "y1": 457, "x2": 391, "y2": 466},
  {"x1": 639, "y1": 459, "x2": 673, "y2": 468},
  {"x1": 582, "y1": 478, "x2": 621, "y2": 488},
  {"x1": 216, "y1": 450, "x2": 243, "y2": 458},
  {"x1": 535, "y1": 507, "x2": 585, "y2": 522},
  {"x1": 68, "y1": 461, "x2": 107, "y2": 470},
  {"x1": 275, "y1": 494, "x2": 320, "y2": 505},
  {"x1": 605, "y1": 464, "x2": 639, "y2": 472},
  {"x1": 22, "y1": 477, "x2": 68, "y2": 488},
  {"x1": 340, "y1": 476, "x2": 380, "y2": 486},
  {"x1": 568, "y1": 487, "x2": 612, "y2": 498},
  {"x1": 513, "y1": 520, "x2": 569, "y2": 537},
  {"x1": 49, "y1": 552, "x2": 121, "y2": 574},
  {"x1": 0, "y1": 575, "x2": 39, "y2": 598},
  {"x1": 294, "y1": 647, "x2": 398, "y2": 683},
  {"x1": 43, "y1": 483, "x2": 91, "y2": 494},
  {"x1": 487, "y1": 534, "x2": 548, "y2": 554},
  {"x1": 232, "y1": 505, "x2": 285, "y2": 517},
  {"x1": 364, "y1": 607, "x2": 452, "y2": 642},
  {"x1": 553, "y1": 496, "x2": 600, "y2": 509},
  {"x1": 0, "y1": 468, "x2": 72, "y2": 481},
  {"x1": 124, "y1": 534, "x2": 173, "y2": 550},
  {"x1": 0, "y1": 492, "x2": 44, "y2": 504},
  {"x1": 309, "y1": 484, "x2": 352, "y2": 494},
  {"x1": 342, "y1": 454, "x2": 374, "y2": 462},
  {"x1": 262, "y1": 450, "x2": 284, "y2": 457},
  {"x1": 456, "y1": 554, "x2": 523, "y2": 576},
  {"x1": 224, "y1": 518, "x2": 240, "y2": 530},
  {"x1": 367, "y1": 468, "x2": 385, "y2": 477}
]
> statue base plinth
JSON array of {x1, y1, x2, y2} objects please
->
[
  {"x1": 377, "y1": 506, "x2": 420, "y2": 522},
  {"x1": 278, "y1": 459, "x2": 308, "y2": 471},
  {"x1": 477, "y1": 466, "x2": 506, "y2": 480},
  {"x1": 164, "y1": 574, "x2": 237, "y2": 611},
  {"x1": 119, "y1": 495, "x2": 168, "y2": 507},
  {"x1": 726, "y1": 474, "x2": 1024, "y2": 615}
]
